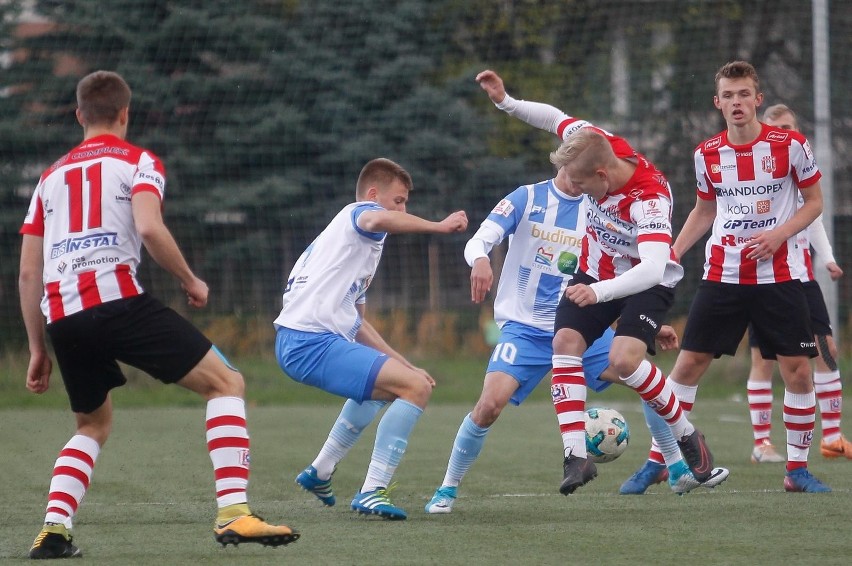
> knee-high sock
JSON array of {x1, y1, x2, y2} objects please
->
[
  {"x1": 44, "y1": 435, "x2": 100, "y2": 529},
  {"x1": 814, "y1": 370, "x2": 842, "y2": 443},
  {"x1": 441, "y1": 413, "x2": 490, "y2": 488},
  {"x1": 312, "y1": 399, "x2": 387, "y2": 479},
  {"x1": 621, "y1": 360, "x2": 692, "y2": 440},
  {"x1": 206, "y1": 396, "x2": 252, "y2": 508},
  {"x1": 362, "y1": 399, "x2": 423, "y2": 493},
  {"x1": 642, "y1": 401, "x2": 682, "y2": 466},
  {"x1": 552, "y1": 355, "x2": 587, "y2": 458},
  {"x1": 747, "y1": 380, "x2": 774, "y2": 444},
  {"x1": 784, "y1": 389, "x2": 816, "y2": 471}
]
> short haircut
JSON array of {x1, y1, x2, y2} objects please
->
[
  {"x1": 549, "y1": 129, "x2": 616, "y2": 177},
  {"x1": 714, "y1": 60, "x2": 760, "y2": 94},
  {"x1": 763, "y1": 103, "x2": 799, "y2": 128},
  {"x1": 356, "y1": 158, "x2": 413, "y2": 198},
  {"x1": 76, "y1": 71, "x2": 131, "y2": 126}
]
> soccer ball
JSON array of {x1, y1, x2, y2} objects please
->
[{"x1": 584, "y1": 407, "x2": 629, "y2": 463}]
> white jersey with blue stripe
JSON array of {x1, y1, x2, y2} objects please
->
[
  {"x1": 480, "y1": 179, "x2": 585, "y2": 332},
  {"x1": 274, "y1": 202, "x2": 385, "y2": 340}
]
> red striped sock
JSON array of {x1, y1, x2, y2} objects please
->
[
  {"x1": 206, "y1": 397, "x2": 251, "y2": 508},
  {"x1": 44, "y1": 435, "x2": 100, "y2": 527},
  {"x1": 551, "y1": 355, "x2": 587, "y2": 458}
]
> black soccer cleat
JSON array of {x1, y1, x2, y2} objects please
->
[
  {"x1": 677, "y1": 429, "x2": 714, "y2": 483},
  {"x1": 29, "y1": 528, "x2": 82, "y2": 560},
  {"x1": 559, "y1": 454, "x2": 598, "y2": 495}
]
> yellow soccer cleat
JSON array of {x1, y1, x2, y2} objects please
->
[{"x1": 214, "y1": 514, "x2": 299, "y2": 547}]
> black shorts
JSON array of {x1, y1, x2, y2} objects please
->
[
  {"x1": 554, "y1": 271, "x2": 674, "y2": 356},
  {"x1": 747, "y1": 279, "x2": 832, "y2": 348},
  {"x1": 47, "y1": 294, "x2": 212, "y2": 414},
  {"x1": 683, "y1": 280, "x2": 816, "y2": 360}
]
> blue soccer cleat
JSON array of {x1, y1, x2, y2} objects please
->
[
  {"x1": 619, "y1": 460, "x2": 668, "y2": 495},
  {"x1": 784, "y1": 468, "x2": 832, "y2": 493},
  {"x1": 295, "y1": 465, "x2": 336, "y2": 506},
  {"x1": 351, "y1": 486, "x2": 407, "y2": 520},
  {"x1": 425, "y1": 486, "x2": 457, "y2": 514}
]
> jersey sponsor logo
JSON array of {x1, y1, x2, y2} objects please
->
[
  {"x1": 73, "y1": 145, "x2": 130, "y2": 161},
  {"x1": 557, "y1": 251, "x2": 579, "y2": 274},
  {"x1": 761, "y1": 155, "x2": 776, "y2": 173},
  {"x1": 492, "y1": 198, "x2": 514, "y2": 217},
  {"x1": 653, "y1": 174, "x2": 668, "y2": 188},
  {"x1": 530, "y1": 225, "x2": 583, "y2": 247},
  {"x1": 714, "y1": 183, "x2": 783, "y2": 197},
  {"x1": 720, "y1": 234, "x2": 754, "y2": 246},
  {"x1": 641, "y1": 199, "x2": 664, "y2": 218},
  {"x1": 766, "y1": 131, "x2": 789, "y2": 143},
  {"x1": 735, "y1": 151, "x2": 753, "y2": 157},
  {"x1": 589, "y1": 209, "x2": 634, "y2": 233},
  {"x1": 535, "y1": 246, "x2": 555, "y2": 267},
  {"x1": 597, "y1": 229, "x2": 631, "y2": 247},
  {"x1": 137, "y1": 171, "x2": 164, "y2": 189},
  {"x1": 802, "y1": 163, "x2": 816, "y2": 174},
  {"x1": 641, "y1": 221, "x2": 669, "y2": 231},
  {"x1": 50, "y1": 232, "x2": 119, "y2": 259},
  {"x1": 71, "y1": 255, "x2": 120, "y2": 271},
  {"x1": 57, "y1": 261, "x2": 67, "y2": 274},
  {"x1": 722, "y1": 217, "x2": 777, "y2": 230},
  {"x1": 725, "y1": 200, "x2": 771, "y2": 215},
  {"x1": 704, "y1": 136, "x2": 723, "y2": 151},
  {"x1": 711, "y1": 163, "x2": 737, "y2": 174}
]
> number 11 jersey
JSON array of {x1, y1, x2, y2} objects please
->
[{"x1": 20, "y1": 134, "x2": 166, "y2": 322}]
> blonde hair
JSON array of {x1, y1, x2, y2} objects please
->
[
  {"x1": 549, "y1": 129, "x2": 616, "y2": 177},
  {"x1": 763, "y1": 103, "x2": 799, "y2": 128}
]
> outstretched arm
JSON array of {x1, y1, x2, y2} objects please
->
[
  {"x1": 357, "y1": 209, "x2": 468, "y2": 236},
  {"x1": 476, "y1": 69, "x2": 580, "y2": 138}
]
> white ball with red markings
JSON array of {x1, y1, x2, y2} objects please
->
[{"x1": 584, "y1": 407, "x2": 630, "y2": 463}]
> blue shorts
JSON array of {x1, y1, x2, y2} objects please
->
[
  {"x1": 274, "y1": 326, "x2": 389, "y2": 403},
  {"x1": 486, "y1": 321, "x2": 613, "y2": 406}
]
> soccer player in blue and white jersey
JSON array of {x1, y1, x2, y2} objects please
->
[
  {"x1": 275, "y1": 158, "x2": 467, "y2": 520},
  {"x1": 425, "y1": 164, "x2": 719, "y2": 513}
]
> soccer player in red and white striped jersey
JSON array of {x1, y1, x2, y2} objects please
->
[
  {"x1": 648, "y1": 61, "x2": 831, "y2": 492},
  {"x1": 742, "y1": 104, "x2": 850, "y2": 464},
  {"x1": 476, "y1": 69, "x2": 723, "y2": 495},
  {"x1": 20, "y1": 71, "x2": 298, "y2": 559}
]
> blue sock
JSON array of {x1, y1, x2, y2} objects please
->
[
  {"x1": 313, "y1": 399, "x2": 386, "y2": 478},
  {"x1": 642, "y1": 401, "x2": 681, "y2": 466},
  {"x1": 442, "y1": 413, "x2": 490, "y2": 488},
  {"x1": 362, "y1": 399, "x2": 423, "y2": 492}
]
